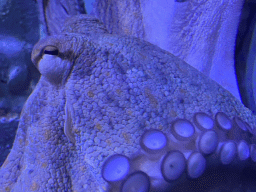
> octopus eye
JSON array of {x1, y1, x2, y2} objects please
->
[
  {"x1": 43, "y1": 45, "x2": 59, "y2": 56},
  {"x1": 38, "y1": 45, "x2": 65, "y2": 84}
]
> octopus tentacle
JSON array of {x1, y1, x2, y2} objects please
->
[{"x1": 101, "y1": 111, "x2": 256, "y2": 191}]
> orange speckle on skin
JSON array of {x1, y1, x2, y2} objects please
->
[
  {"x1": 127, "y1": 110, "x2": 133, "y2": 116},
  {"x1": 139, "y1": 52, "x2": 147, "y2": 60},
  {"x1": 41, "y1": 162, "x2": 48, "y2": 168},
  {"x1": 19, "y1": 138, "x2": 24, "y2": 145},
  {"x1": 74, "y1": 127, "x2": 80, "y2": 134},
  {"x1": 96, "y1": 123, "x2": 102, "y2": 131},
  {"x1": 44, "y1": 129, "x2": 51, "y2": 140},
  {"x1": 170, "y1": 110, "x2": 177, "y2": 118},
  {"x1": 30, "y1": 181, "x2": 39, "y2": 191},
  {"x1": 158, "y1": 124, "x2": 163, "y2": 130},
  {"x1": 116, "y1": 89, "x2": 121, "y2": 95},
  {"x1": 106, "y1": 139, "x2": 111, "y2": 146},
  {"x1": 122, "y1": 132, "x2": 131, "y2": 143},
  {"x1": 87, "y1": 91, "x2": 94, "y2": 98},
  {"x1": 80, "y1": 165, "x2": 87, "y2": 172},
  {"x1": 144, "y1": 87, "x2": 158, "y2": 108},
  {"x1": 102, "y1": 185, "x2": 107, "y2": 191},
  {"x1": 25, "y1": 139, "x2": 29, "y2": 146},
  {"x1": 179, "y1": 88, "x2": 186, "y2": 94}
]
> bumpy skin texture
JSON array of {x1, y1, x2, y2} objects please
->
[
  {"x1": 91, "y1": 0, "x2": 243, "y2": 100},
  {"x1": 0, "y1": 15, "x2": 256, "y2": 191}
]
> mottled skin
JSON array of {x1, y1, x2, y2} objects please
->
[
  {"x1": 91, "y1": 0, "x2": 244, "y2": 100},
  {"x1": 0, "y1": 15, "x2": 256, "y2": 191}
]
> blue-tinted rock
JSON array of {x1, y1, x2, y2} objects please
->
[
  {"x1": 0, "y1": 36, "x2": 26, "y2": 58},
  {"x1": 0, "y1": 98, "x2": 10, "y2": 115},
  {"x1": 8, "y1": 65, "x2": 28, "y2": 94}
]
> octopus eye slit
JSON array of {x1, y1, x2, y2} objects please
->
[{"x1": 43, "y1": 45, "x2": 59, "y2": 56}]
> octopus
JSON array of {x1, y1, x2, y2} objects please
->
[{"x1": 0, "y1": 14, "x2": 256, "y2": 192}]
